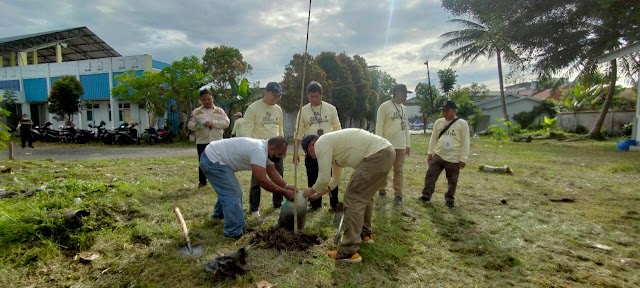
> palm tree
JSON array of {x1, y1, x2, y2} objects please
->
[{"x1": 440, "y1": 18, "x2": 521, "y2": 121}]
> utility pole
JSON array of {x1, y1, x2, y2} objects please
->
[{"x1": 367, "y1": 65, "x2": 380, "y2": 132}]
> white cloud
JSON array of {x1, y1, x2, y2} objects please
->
[{"x1": 0, "y1": 0, "x2": 515, "y2": 91}]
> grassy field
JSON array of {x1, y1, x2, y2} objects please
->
[{"x1": 1, "y1": 135, "x2": 639, "y2": 287}]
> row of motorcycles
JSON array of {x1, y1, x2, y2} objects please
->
[{"x1": 30, "y1": 121, "x2": 173, "y2": 145}]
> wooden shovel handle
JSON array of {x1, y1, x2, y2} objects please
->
[{"x1": 174, "y1": 207, "x2": 191, "y2": 243}]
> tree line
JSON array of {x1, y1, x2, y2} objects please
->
[{"x1": 439, "y1": 0, "x2": 640, "y2": 138}]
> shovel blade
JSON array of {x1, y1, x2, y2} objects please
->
[{"x1": 178, "y1": 245, "x2": 204, "y2": 257}]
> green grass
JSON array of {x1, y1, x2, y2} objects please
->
[{"x1": 1, "y1": 135, "x2": 640, "y2": 287}]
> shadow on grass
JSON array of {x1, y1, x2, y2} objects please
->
[
  {"x1": 326, "y1": 197, "x2": 416, "y2": 287},
  {"x1": 425, "y1": 204, "x2": 523, "y2": 275}
]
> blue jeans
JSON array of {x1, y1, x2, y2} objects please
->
[{"x1": 199, "y1": 154, "x2": 245, "y2": 237}]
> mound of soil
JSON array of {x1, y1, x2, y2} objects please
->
[{"x1": 250, "y1": 227, "x2": 323, "y2": 251}]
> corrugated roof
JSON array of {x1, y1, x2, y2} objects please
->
[{"x1": 0, "y1": 26, "x2": 120, "y2": 66}]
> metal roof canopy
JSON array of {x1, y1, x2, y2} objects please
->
[{"x1": 0, "y1": 26, "x2": 121, "y2": 66}]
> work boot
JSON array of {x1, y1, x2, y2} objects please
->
[
  {"x1": 394, "y1": 196, "x2": 404, "y2": 205},
  {"x1": 417, "y1": 195, "x2": 431, "y2": 204},
  {"x1": 327, "y1": 250, "x2": 362, "y2": 263},
  {"x1": 446, "y1": 201, "x2": 455, "y2": 209}
]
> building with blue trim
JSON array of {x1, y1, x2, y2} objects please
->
[{"x1": 0, "y1": 26, "x2": 169, "y2": 129}]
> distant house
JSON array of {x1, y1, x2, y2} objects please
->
[
  {"x1": 474, "y1": 94, "x2": 545, "y2": 132},
  {"x1": 409, "y1": 118, "x2": 424, "y2": 130},
  {"x1": 404, "y1": 97, "x2": 422, "y2": 118},
  {"x1": 531, "y1": 84, "x2": 572, "y2": 101}
]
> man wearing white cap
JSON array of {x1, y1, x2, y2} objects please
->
[{"x1": 231, "y1": 111, "x2": 248, "y2": 137}]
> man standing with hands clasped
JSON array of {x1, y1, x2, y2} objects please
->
[
  {"x1": 418, "y1": 100, "x2": 470, "y2": 209},
  {"x1": 188, "y1": 89, "x2": 230, "y2": 188},
  {"x1": 376, "y1": 84, "x2": 411, "y2": 205},
  {"x1": 244, "y1": 82, "x2": 285, "y2": 217},
  {"x1": 293, "y1": 81, "x2": 341, "y2": 211}
]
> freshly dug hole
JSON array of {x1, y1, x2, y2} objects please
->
[{"x1": 250, "y1": 227, "x2": 323, "y2": 251}]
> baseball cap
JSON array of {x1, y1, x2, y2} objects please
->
[
  {"x1": 266, "y1": 82, "x2": 285, "y2": 94},
  {"x1": 301, "y1": 134, "x2": 319, "y2": 154},
  {"x1": 441, "y1": 100, "x2": 457, "y2": 110},
  {"x1": 393, "y1": 84, "x2": 413, "y2": 94}
]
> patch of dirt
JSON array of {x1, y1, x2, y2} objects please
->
[{"x1": 250, "y1": 227, "x2": 324, "y2": 251}]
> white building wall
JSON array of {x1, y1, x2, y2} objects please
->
[{"x1": 0, "y1": 54, "x2": 153, "y2": 131}]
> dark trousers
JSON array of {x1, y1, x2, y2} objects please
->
[
  {"x1": 249, "y1": 158, "x2": 284, "y2": 211},
  {"x1": 305, "y1": 155, "x2": 339, "y2": 208},
  {"x1": 421, "y1": 154, "x2": 460, "y2": 202},
  {"x1": 20, "y1": 132, "x2": 33, "y2": 148},
  {"x1": 197, "y1": 144, "x2": 209, "y2": 185}
]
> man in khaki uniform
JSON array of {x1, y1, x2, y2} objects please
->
[
  {"x1": 188, "y1": 89, "x2": 230, "y2": 187},
  {"x1": 376, "y1": 84, "x2": 411, "y2": 205},
  {"x1": 244, "y1": 82, "x2": 285, "y2": 217},
  {"x1": 231, "y1": 111, "x2": 248, "y2": 137},
  {"x1": 419, "y1": 100, "x2": 470, "y2": 209},
  {"x1": 293, "y1": 81, "x2": 342, "y2": 211},
  {"x1": 302, "y1": 128, "x2": 395, "y2": 263}
]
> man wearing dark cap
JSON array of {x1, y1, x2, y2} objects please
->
[
  {"x1": 301, "y1": 129, "x2": 395, "y2": 263},
  {"x1": 419, "y1": 100, "x2": 470, "y2": 209},
  {"x1": 375, "y1": 84, "x2": 412, "y2": 205},
  {"x1": 243, "y1": 82, "x2": 286, "y2": 217}
]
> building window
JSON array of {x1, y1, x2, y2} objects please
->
[
  {"x1": 118, "y1": 103, "x2": 131, "y2": 122},
  {"x1": 86, "y1": 103, "x2": 99, "y2": 122}
]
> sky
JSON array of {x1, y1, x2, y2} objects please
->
[{"x1": 0, "y1": 0, "x2": 536, "y2": 93}]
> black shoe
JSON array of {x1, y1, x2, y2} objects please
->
[
  {"x1": 379, "y1": 191, "x2": 387, "y2": 197},
  {"x1": 209, "y1": 214, "x2": 224, "y2": 220},
  {"x1": 446, "y1": 201, "x2": 455, "y2": 209},
  {"x1": 29, "y1": 145, "x2": 34, "y2": 148},
  {"x1": 394, "y1": 196, "x2": 404, "y2": 205},
  {"x1": 273, "y1": 203, "x2": 282, "y2": 209},
  {"x1": 198, "y1": 182, "x2": 207, "y2": 188},
  {"x1": 224, "y1": 233, "x2": 243, "y2": 240},
  {"x1": 308, "y1": 206, "x2": 321, "y2": 212},
  {"x1": 330, "y1": 205, "x2": 338, "y2": 212},
  {"x1": 417, "y1": 195, "x2": 431, "y2": 203}
]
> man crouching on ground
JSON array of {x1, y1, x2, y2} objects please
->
[
  {"x1": 200, "y1": 136, "x2": 296, "y2": 239},
  {"x1": 301, "y1": 128, "x2": 394, "y2": 263}
]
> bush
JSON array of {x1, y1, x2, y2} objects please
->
[
  {"x1": 621, "y1": 123, "x2": 633, "y2": 137},
  {"x1": 575, "y1": 125, "x2": 589, "y2": 134}
]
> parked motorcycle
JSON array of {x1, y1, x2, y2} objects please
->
[
  {"x1": 142, "y1": 125, "x2": 173, "y2": 145},
  {"x1": 114, "y1": 122, "x2": 140, "y2": 145},
  {"x1": 89, "y1": 121, "x2": 116, "y2": 144},
  {"x1": 36, "y1": 122, "x2": 63, "y2": 142}
]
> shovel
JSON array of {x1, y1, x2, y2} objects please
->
[
  {"x1": 333, "y1": 202, "x2": 345, "y2": 245},
  {"x1": 174, "y1": 207, "x2": 204, "y2": 257}
]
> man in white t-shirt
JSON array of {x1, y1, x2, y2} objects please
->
[{"x1": 201, "y1": 136, "x2": 296, "y2": 239}]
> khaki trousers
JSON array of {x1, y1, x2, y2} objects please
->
[
  {"x1": 379, "y1": 148, "x2": 406, "y2": 196},
  {"x1": 339, "y1": 146, "x2": 395, "y2": 255}
]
